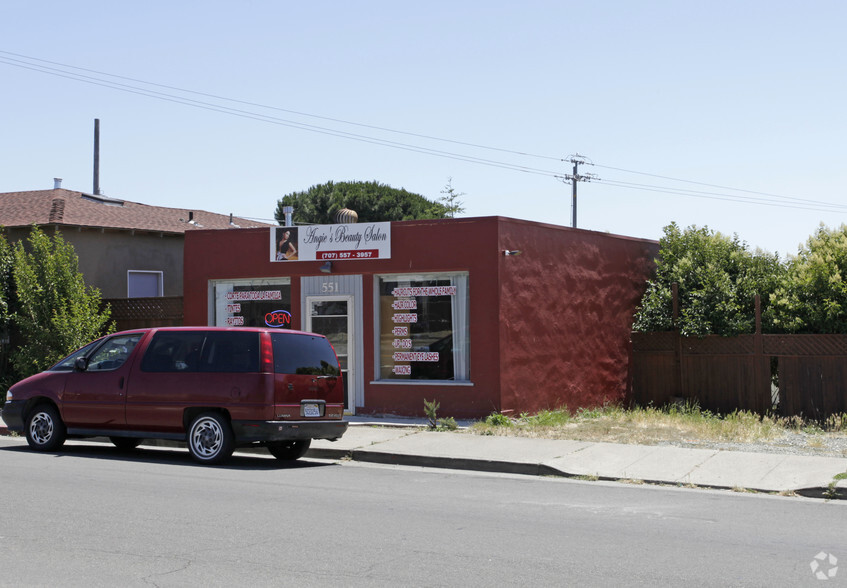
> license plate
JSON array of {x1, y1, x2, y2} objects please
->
[{"x1": 303, "y1": 403, "x2": 321, "y2": 418}]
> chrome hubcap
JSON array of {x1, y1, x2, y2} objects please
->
[
  {"x1": 191, "y1": 418, "x2": 222, "y2": 458},
  {"x1": 29, "y1": 412, "x2": 54, "y2": 445}
]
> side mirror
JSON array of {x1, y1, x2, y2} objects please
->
[{"x1": 74, "y1": 357, "x2": 89, "y2": 372}]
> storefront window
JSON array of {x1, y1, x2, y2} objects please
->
[
  {"x1": 377, "y1": 273, "x2": 469, "y2": 381},
  {"x1": 211, "y1": 279, "x2": 292, "y2": 328}
]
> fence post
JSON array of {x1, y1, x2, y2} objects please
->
[
  {"x1": 753, "y1": 294, "x2": 770, "y2": 413},
  {"x1": 672, "y1": 283, "x2": 684, "y2": 399},
  {"x1": 671, "y1": 282, "x2": 679, "y2": 328}
]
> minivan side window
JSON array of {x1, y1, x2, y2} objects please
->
[
  {"x1": 199, "y1": 332, "x2": 260, "y2": 373},
  {"x1": 271, "y1": 333, "x2": 340, "y2": 376},
  {"x1": 140, "y1": 331, "x2": 260, "y2": 373},
  {"x1": 86, "y1": 334, "x2": 144, "y2": 372},
  {"x1": 141, "y1": 332, "x2": 206, "y2": 372}
]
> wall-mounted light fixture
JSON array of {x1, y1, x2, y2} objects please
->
[
  {"x1": 320, "y1": 261, "x2": 332, "y2": 273},
  {"x1": 503, "y1": 250, "x2": 522, "y2": 256}
]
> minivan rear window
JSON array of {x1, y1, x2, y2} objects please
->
[
  {"x1": 271, "y1": 333, "x2": 340, "y2": 376},
  {"x1": 141, "y1": 331, "x2": 260, "y2": 373}
]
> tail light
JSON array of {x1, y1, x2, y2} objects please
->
[{"x1": 260, "y1": 333, "x2": 274, "y2": 373}]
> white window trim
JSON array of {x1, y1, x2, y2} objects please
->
[
  {"x1": 374, "y1": 271, "x2": 470, "y2": 384},
  {"x1": 208, "y1": 277, "x2": 292, "y2": 327}
]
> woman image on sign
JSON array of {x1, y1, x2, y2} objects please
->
[{"x1": 276, "y1": 229, "x2": 298, "y2": 261}]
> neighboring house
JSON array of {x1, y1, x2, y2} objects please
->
[{"x1": 0, "y1": 185, "x2": 271, "y2": 327}]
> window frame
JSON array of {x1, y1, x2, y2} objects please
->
[
  {"x1": 127, "y1": 270, "x2": 164, "y2": 298},
  {"x1": 373, "y1": 272, "x2": 470, "y2": 384},
  {"x1": 209, "y1": 277, "x2": 292, "y2": 328}
]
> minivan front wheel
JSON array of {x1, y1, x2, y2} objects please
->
[
  {"x1": 187, "y1": 412, "x2": 234, "y2": 465},
  {"x1": 268, "y1": 439, "x2": 311, "y2": 461},
  {"x1": 25, "y1": 404, "x2": 67, "y2": 452}
]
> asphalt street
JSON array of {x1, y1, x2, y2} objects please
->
[{"x1": 0, "y1": 437, "x2": 844, "y2": 587}]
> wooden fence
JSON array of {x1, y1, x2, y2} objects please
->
[
  {"x1": 102, "y1": 296, "x2": 184, "y2": 331},
  {"x1": 631, "y1": 331, "x2": 847, "y2": 420}
]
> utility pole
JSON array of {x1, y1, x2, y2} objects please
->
[{"x1": 557, "y1": 153, "x2": 597, "y2": 228}]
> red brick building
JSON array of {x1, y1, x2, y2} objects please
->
[{"x1": 183, "y1": 216, "x2": 658, "y2": 419}]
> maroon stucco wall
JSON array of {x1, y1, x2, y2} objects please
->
[
  {"x1": 183, "y1": 217, "x2": 504, "y2": 419},
  {"x1": 354, "y1": 218, "x2": 501, "y2": 419},
  {"x1": 183, "y1": 216, "x2": 657, "y2": 419},
  {"x1": 497, "y1": 219, "x2": 658, "y2": 414}
]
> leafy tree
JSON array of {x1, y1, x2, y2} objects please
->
[
  {"x1": 275, "y1": 180, "x2": 450, "y2": 225},
  {"x1": 439, "y1": 177, "x2": 466, "y2": 218},
  {"x1": 0, "y1": 235, "x2": 15, "y2": 390},
  {"x1": 633, "y1": 223, "x2": 784, "y2": 336},
  {"x1": 767, "y1": 224, "x2": 847, "y2": 333},
  {"x1": 0, "y1": 235, "x2": 13, "y2": 331},
  {"x1": 11, "y1": 226, "x2": 113, "y2": 380}
]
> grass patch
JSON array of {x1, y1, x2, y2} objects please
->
[{"x1": 469, "y1": 403, "x2": 847, "y2": 447}]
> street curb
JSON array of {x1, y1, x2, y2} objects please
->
[
  {"x1": 349, "y1": 449, "x2": 563, "y2": 478},
  {"x1": 1, "y1": 425, "x2": 842, "y2": 499},
  {"x1": 305, "y1": 446, "x2": 842, "y2": 499}
]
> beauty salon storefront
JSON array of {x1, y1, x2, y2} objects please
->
[{"x1": 183, "y1": 216, "x2": 658, "y2": 418}]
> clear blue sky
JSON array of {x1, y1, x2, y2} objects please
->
[{"x1": 3, "y1": 1, "x2": 845, "y2": 256}]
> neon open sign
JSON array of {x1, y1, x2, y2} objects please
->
[{"x1": 265, "y1": 310, "x2": 292, "y2": 328}]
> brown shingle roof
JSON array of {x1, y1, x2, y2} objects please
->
[{"x1": 0, "y1": 189, "x2": 272, "y2": 233}]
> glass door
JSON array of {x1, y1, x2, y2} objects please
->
[{"x1": 306, "y1": 295, "x2": 354, "y2": 414}]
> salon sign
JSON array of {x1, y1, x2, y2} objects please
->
[{"x1": 270, "y1": 222, "x2": 391, "y2": 262}]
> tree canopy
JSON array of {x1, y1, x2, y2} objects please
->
[
  {"x1": 3, "y1": 227, "x2": 112, "y2": 388},
  {"x1": 632, "y1": 223, "x2": 784, "y2": 336},
  {"x1": 275, "y1": 180, "x2": 450, "y2": 225},
  {"x1": 767, "y1": 224, "x2": 847, "y2": 333}
]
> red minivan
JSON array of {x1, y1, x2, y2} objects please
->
[{"x1": 2, "y1": 327, "x2": 348, "y2": 465}]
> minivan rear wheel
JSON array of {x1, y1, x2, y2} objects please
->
[
  {"x1": 25, "y1": 404, "x2": 67, "y2": 452},
  {"x1": 187, "y1": 412, "x2": 234, "y2": 465},
  {"x1": 268, "y1": 439, "x2": 311, "y2": 461}
]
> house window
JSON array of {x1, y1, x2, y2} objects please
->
[
  {"x1": 127, "y1": 271, "x2": 163, "y2": 297},
  {"x1": 376, "y1": 273, "x2": 469, "y2": 382},
  {"x1": 211, "y1": 278, "x2": 292, "y2": 327}
]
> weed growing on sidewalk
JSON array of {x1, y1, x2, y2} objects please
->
[
  {"x1": 423, "y1": 399, "x2": 440, "y2": 429},
  {"x1": 422, "y1": 399, "x2": 459, "y2": 431}
]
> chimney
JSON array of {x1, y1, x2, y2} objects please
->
[
  {"x1": 283, "y1": 205, "x2": 294, "y2": 226},
  {"x1": 53, "y1": 178, "x2": 62, "y2": 189},
  {"x1": 188, "y1": 211, "x2": 194, "y2": 223},
  {"x1": 93, "y1": 119, "x2": 101, "y2": 195}
]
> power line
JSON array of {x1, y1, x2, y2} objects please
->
[
  {"x1": 0, "y1": 50, "x2": 562, "y2": 163},
  {"x1": 599, "y1": 179, "x2": 847, "y2": 214},
  {"x1": 1, "y1": 50, "x2": 844, "y2": 216},
  {"x1": 0, "y1": 53, "x2": 567, "y2": 179},
  {"x1": 593, "y1": 162, "x2": 843, "y2": 208}
]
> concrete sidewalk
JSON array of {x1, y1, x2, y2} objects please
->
[
  {"x1": 309, "y1": 421, "x2": 847, "y2": 499},
  {"x1": 3, "y1": 416, "x2": 847, "y2": 499}
]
